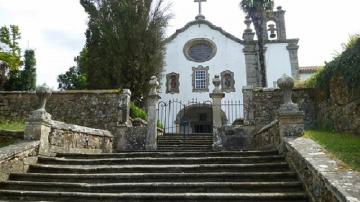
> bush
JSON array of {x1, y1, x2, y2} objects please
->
[{"x1": 130, "y1": 103, "x2": 147, "y2": 120}]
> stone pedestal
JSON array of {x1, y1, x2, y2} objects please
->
[
  {"x1": 117, "y1": 89, "x2": 132, "y2": 127},
  {"x1": 277, "y1": 74, "x2": 304, "y2": 152},
  {"x1": 24, "y1": 84, "x2": 52, "y2": 156},
  {"x1": 145, "y1": 76, "x2": 161, "y2": 151},
  {"x1": 210, "y1": 75, "x2": 225, "y2": 150}
]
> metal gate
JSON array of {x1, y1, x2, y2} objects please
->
[{"x1": 157, "y1": 99, "x2": 244, "y2": 135}]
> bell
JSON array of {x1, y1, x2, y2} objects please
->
[{"x1": 270, "y1": 33, "x2": 276, "y2": 38}]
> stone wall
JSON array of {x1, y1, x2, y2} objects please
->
[
  {"x1": 0, "y1": 90, "x2": 122, "y2": 133},
  {"x1": 216, "y1": 125, "x2": 255, "y2": 151},
  {"x1": 284, "y1": 137, "x2": 360, "y2": 202},
  {"x1": 48, "y1": 120, "x2": 113, "y2": 155},
  {"x1": 115, "y1": 126, "x2": 147, "y2": 151},
  {"x1": 0, "y1": 141, "x2": 39, "y2": 182},
  {"x1": 253, "y1": 120, "x2": 280, "y2": 150},
  {"x1": 243, "y1": 87, "x2": 315, "y2": 129}
]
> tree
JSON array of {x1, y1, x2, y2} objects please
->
[
  {"x1": 19, "y1": 49, "x2": 36, "y2": 91},
  {"x1": 240, "y1": 0, "x2": 274, "y2": 87},
  {"x1": 76, "y1": 0, "x2": 171, "y2": 103},
  {"x1": 58, "y1": 48, "x2": 88, "y2": 90},
  {"x1": 0, "y1": 25, "x2": 22, "y2": 90}
]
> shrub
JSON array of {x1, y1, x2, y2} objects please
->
[{"x1": 130, "y1": 103, "x2": 147, "y2": 120}]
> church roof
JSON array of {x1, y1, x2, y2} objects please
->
[
  {"x1": 166, "y1": 19, "x2": 244, "y2": 44},
  {"x1": 299, "y1": 66, "x2": 322, "y2": 73}
]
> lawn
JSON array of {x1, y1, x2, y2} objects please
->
[
  {"x1": 305, "y1": 130, "x2": 360, "y2": 172},
  {"x1": 0, "y1": 120, "x2": 25, "y2": 131}
]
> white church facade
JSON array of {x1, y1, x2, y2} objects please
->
[{"x1": 158, "y1": 2, "x2": 301, "y2": 134}]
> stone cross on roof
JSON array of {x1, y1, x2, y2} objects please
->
[{"x1": 194, "y1": 0, "x2": 207, "y2": 20}]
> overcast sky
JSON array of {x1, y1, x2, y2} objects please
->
[{"x1": 0, "y1": 0, "x2": 359, "y2": 88}]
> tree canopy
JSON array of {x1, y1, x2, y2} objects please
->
[
  {"x1": 240, "y1": 0, "x2": 274, "y2": 87},
  {"x1": 58, "y1": 0, "x2": 171, "y2": 103}
]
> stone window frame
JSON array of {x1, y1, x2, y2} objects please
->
[
  {"x1": 192, "y1": 65, "x2": 209, "y2": 93},
  {"x1": 221, "y1": 70, "x2": 235, "y2": 93},
  {"x1": 183, "y1": 38, "x2": 217, "y2": 63},
  {"x1": 166, "y1": 72, "x2": 180, "y2": 94}
]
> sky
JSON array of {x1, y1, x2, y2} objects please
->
[{"x1": 0, "y1": 0, "x2": 359, "y2": 89}]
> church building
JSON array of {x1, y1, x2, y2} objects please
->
[{"x1": 158, "y1": 1, "x2": 301, "y2": 134}]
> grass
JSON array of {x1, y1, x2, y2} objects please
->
[
  {"x1": 0, "y1": 120, "x2": 25, "y2": 131},
  {"x1": 304, "y1": 129, "x2": 360, "y2": 171},
  {"x1": 0, "y1": 137, "x2": 19, "y2": 148}
]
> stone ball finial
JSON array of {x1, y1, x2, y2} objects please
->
[
  {"x1": 277, "y1": 74, "x2": 294, "y2": 90},
  {"x1": 212, "y1": 75, "x2": 221, "y2": 93},
  {"x1": 277, "y1": 6, "x2": 283, "y2": 10},
  {"x1": 244, "y1": 16, "x2": 252, "y2": 30},
  {"x1": 36, "y1": 83, "x2": 52, "y2": 111}
]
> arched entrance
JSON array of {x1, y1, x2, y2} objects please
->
[{"x1": 175, "y1": 103, "x2": 227, "y2": 134}]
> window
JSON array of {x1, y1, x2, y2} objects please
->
[
  {"x1": 221, "y1": 70, "x2": 235, "y2": 93},
  {"x1": 192, "y1": 66, "x2": 209, "y2": 92},
  {"x1": 184, "y1": 38, "x2": 217, "y2": 62},
  {"x1": 166, "y1": 72, "x2": 179, "y2": 94}
]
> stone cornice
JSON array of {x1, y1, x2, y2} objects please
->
[{"x1": 166, "y1": 19, "x2": 244, "y2": 44}]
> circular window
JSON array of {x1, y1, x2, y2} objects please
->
[{"x1": 184, "y1": 39, "x2": 217, "y2": 62}]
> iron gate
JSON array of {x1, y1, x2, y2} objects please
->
[{"x1": 157, "y1": 99, "x2": 244, "y2": 135}]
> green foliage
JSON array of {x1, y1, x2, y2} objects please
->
[
  {"x1": 130, "y1": 103, "x2": 148, "y2": 120},
  {"x1": 240, "y1": 0, "x2": 274, "y2": 87},
  {"x1": 0, "y1": 119, "x2": 25, "y2": 131},
  {"x1": 71, "y1": 0, "x2": 171, "y2": 103},
  {"x1": 306, "y1": 35, "x2": 360, "y2": 98},
  {"x1": 20, "y1": 50, "x2": 37, "y2": 91},
  {"x1": 305, "y1": 130, "x2": 360, "y2": 171},
  {"x1": 157, "y1": 120, "x2": 164, "y2": 129},
  {"x1": 0, "y1": 25, "x2": 36, "y2": 91},
  {"x1": 58, "y1": 48, "x2": 88, "y2": 90}
]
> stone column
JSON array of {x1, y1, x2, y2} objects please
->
[
  {"x1": 277, "y1": 74, "x2": 304, "y2": 151},
  {"x1": 274, "y1": 6, "x2": 287, "y2": 40},
  {"x1": 242, "y1": 85, "x2": 255, "y2": 125},
  {"x1": 24, "y1": 84, "x2": 52, "y2": 156},
  {"x1": 287, "y1": 41, "x2": 300, "y2": 80},
  {"x1": 118, "y1": 89, "x2": 131, "y2": 127},
  {"x1": 210, "y1": 75, "x2": 225, "y2": 150},
  {"x1": 145, "y1": 76, "x2": 161, "y2": 151}
]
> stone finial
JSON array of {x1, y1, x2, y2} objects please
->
[
  {"x1": 244, "y1": 16, "x2": 252, "y2": 30},
  {"x1": 36, "y1": 83, "x2": 52, "y2": 112},
  {"x1": 277, "y1": 74, "x2": 294, "y2": 105},
  {"x1": 122, "y1": 89, "x2": 131, "y2": 96},
  {"x1": 212, "y1": 75, "x2": 221, "y2": 93},
  {"x1": 149, "y1": 76, "x2": 159, "y2": 96}
]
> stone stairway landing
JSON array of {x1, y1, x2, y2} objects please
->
[
  {"x1": 0, "y1": 149, "x2": 309, "y2": 201},
  {"x1": 157, "y1": 133, "x2": 213, "y2": 151}
]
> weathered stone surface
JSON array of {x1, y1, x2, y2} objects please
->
[
  {"x1": 243, "y1": 88, "x2": 315, "y2": 130},
  {"x1": 253, "y1": 120, "x2": 280, "y2": 150},
  {"x1": 217, "y1": 125, "x2": 255, "y2": 150},
  {"x1": 284, "y1": 137, "x2": 360, "y2": 202},
  {"x1": 48, "y1": 120, "x2": 113, "y2": 155},
  {"x1": 0, "y1": 141, "x2": 39, "y2": 182},
  {"x1": 0, "y1": 90, "x2": 123, "y2": 134},
  {"x1": 115, "y1": 126, "x2": 147, "y2": 151}
]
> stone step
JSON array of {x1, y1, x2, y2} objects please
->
[
  {"x1": 156, "y1": 146, "x2": 213, "y2": 151},
  {"x1": 0, "y1": 181, "x2": 304, "y2": 193},
  {"x1": 37, "y1": 155, "x2": 286, "y2": 165},
  {"x1": 28, "y1": 162, "x2": 290, "y2": 174},
  {"x1": 0, "y1": 190, "x2": 309, "y2": 202},
  {"x1": 157, "y1": 140, "x2": 213, "y2": 144},
  {"x1": 9, "y1": 172, "x2": 299, "y2": 183},
  {"x1": 55, "y1": 150, "x2": 279, "y2": 158},
  {"x1": 161, "y1": 133, "x2": 213, "y2": 136}
]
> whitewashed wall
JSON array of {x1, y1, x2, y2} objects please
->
[
  {"x1": 265, "y1": 43, "x2": 292, "y2": 87},
  {"x1": 160, "y1": 23, "x2": 247, "y2": 104}
]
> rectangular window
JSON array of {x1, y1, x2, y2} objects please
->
[{"x1": 195, "y1": 70, "x2": 206, "y2": 89}]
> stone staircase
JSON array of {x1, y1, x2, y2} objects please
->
[{"x1": 0, "y1": 134, "x2": 309, "y2": 201}]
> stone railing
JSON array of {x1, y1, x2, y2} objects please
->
[
  {"x1": 284, "y1": 137, "x2": 360, "y2": 202},
  {"x1": 48, "y1": 120, "x2": 113, "y2": 155},
  {"x1": 253, "y1": 120, "x2": 280, "y2": 150},
  {"x1": 0, "y1": 141, "x2": 40, "y2": 182}
]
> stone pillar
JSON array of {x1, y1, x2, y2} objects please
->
[
  {"x1": 210, "y1": 75, "x2": 225, "y2": 150},
  {"x1": 24, "y1": 84, "x2": 52, "y2": 156},
  {"x1": 243, "y1": 16, "x2": 260, "y2": 87},
  {"x1": 287, "y1": 41, "x2": 300, "y2": 80},
  {"x1": 274, "y1": 6, "x2": 287, "y2": 40},
  {"x1": 118, "y1": 89, "x2": 131, "y2": 127},
  {"x1": 145, "y1": 76, "x2": 161, "y2": 151},
  {"x1": 277, "y1": 74, "x2": 304, "y2": 151},
  {"x1": 242, "y1": 85, "x2": 255, "y2": 125}
]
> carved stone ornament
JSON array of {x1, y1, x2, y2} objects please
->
[
  {"x1": 149, "y1": 76, "x2": 160, "y2": 96},
  {"x1": 36, "y1": 83, "x2": 52, "y2": 112},
  {"x1": 212, "y1": 75, "x2": 221, "y2": 93}
]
